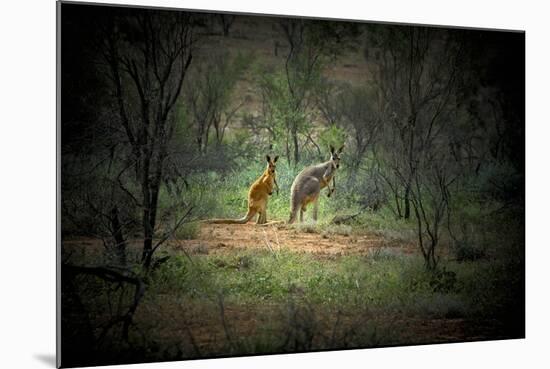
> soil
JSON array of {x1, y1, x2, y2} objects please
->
[
  {"x1": 63, "y1": 224, "x2": 512, "y2": 361},
  {"x1": 133, "y1": 298, "x2": 510, "y2": 359},
  {"x1": 63, "y1": 222, "x2": 416, "y2": 260},
  {"x1": 170, "y1": 222, "x2": 416, "y2": 258}
]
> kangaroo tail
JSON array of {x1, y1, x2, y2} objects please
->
[{"x1": 204, "y1": 209, "x2": 256, "y2": 224}]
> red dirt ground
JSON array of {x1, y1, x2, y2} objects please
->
[
  {"x1": 63, "y1": 224, "x2": 510, "y2": 357},
  {"x1": 63, "y1": 222, "x2": 416, "y2": 259},
  {"x1": 170, "y1": 223, "x2": 416, "y2": 257}
]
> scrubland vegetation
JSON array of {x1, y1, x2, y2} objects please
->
[{"x1": 61, "y1": 4, "x2": 524, "y2": 367}]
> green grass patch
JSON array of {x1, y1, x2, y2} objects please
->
[{"x1": 149, "y1": 248, "x2": 519, "y2": 321}]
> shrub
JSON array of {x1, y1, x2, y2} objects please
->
[
  {"x1": 429, "y1": 267, "x2": 458, "y2": 293},
  {"x1": 175, "y1": 222, "x2": 200, "y2": 240},
  {"x1": 409, "y1": 293, "x2": 469, "y2": 319},
  {"x1": 453, "y1": 240, "x2": 486, "y2": 262},
  {"x1": 321, "y1": 224, "x2": 353, "y2": 237},
  {"x1": 366, "y1": 247, "x2": 404, "y2": 261}
]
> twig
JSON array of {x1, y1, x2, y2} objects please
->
[
  {"x1": 151, "y1": 206, "x2": 194, "y2": 253},
  {"x1": 262, "y1": 230, "x2": 277, "y2": 257},
  {"x1": 274, "y1": 228, "x2": 281, "y2": 252}
]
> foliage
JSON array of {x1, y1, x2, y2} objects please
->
[
  {"x1": 183, "y1": 51, "x2": 253, "y2": 153},
  {"x1": 61, "y1": 8, "x2": 524, "y2": 365},
  {"x1": 318, "y1": 124, "x2": 347, "y2": 153}
]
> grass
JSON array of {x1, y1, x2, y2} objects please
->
[
  {"x1": 150, "y1": 247, "x2": 517, "y2": 321},
  {"x1": 178, "y1": 160, "x2": 360, "y2": 223},
  {"x1": 64, "y1": 157, "x2": 524, "y2": 364},
  {"x1": 65, "y1": 242, "x2": 522, "y2": 365},
  {"x1": 149, "y1": 157, "x2": 524, "y2": 337},
  {"x1": 171, "y1": 160, "x2": 423, "y2": 247}
]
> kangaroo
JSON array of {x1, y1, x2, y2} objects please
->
[
  {"x1": 206, "y1": 155, "x2": 279, "y2": 225},
  {"x1": 288, "y1": 145, "x2": 344, "y2": 224}
]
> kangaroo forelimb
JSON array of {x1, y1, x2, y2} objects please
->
[
  {"x1": 324, "y1": 175, "x2": 336, "y2": 197},
  {"x1": 274, "y1": 178, "x2": 280, "y2": 195}
]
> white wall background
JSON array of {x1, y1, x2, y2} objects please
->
[{"x1": 0, "y1": 0, "x2": 547, "y2": 368}]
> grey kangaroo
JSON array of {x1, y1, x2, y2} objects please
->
[{"x1": 288, "y1": 145, "x2": 344, "y2": 223}]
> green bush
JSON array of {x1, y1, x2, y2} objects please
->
[{"x1": 175, "y1": 222, "x2": 200, "y2": 240}]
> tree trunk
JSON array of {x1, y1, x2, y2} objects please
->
[
  {"x1": 395, "y1": 192, "x2": 402, "y2": 218},
  {"x1": 199, "y1": 136, "x2": 204, "y2": 154},
  {"x1": 110, "y1": 206, "x2": 126, "y2": 265},
  {"x1": 292, "y1": 124, "x2": 300, "y2": 165},
  {"x1": 141, "y1": 152, "x2": 153, "y2": 266},
  {"x1": 404, "y1": 183, "x2": 411, "y2": 219}
]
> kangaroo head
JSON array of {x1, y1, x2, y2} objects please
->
[
  {"x1": 329, "y1": 145, "x2": 344, "y2": 169},
  {"x1": 266, "y1": 155, "x2": 279, "y2": 175}
]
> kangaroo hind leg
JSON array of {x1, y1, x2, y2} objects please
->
[
  {"x1": 288, "y1": 207, "x2": 298, "y2": 224},
  {"x1": 257, "y1": 210, "x2": 267, "y2": 225},
  {"x1": 300, "y1": 206, "x2": 306, "y2": 222},
  {"x1": 312, "y1": 198, "x2": 319, "y2": 221}
]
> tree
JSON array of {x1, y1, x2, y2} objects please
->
[
  {"x1": 184, "y1": 51, "x2": 250, "y2": 154},
  {"x1": 262, "y1": 19, "x2": 358, "y2": 165},
  {"x1": 338, "y1": 83, "x2": 381, "y2": 174},
  {"x1": 367, "y1": 26, "x2": 467, "y2": 269},
  {"x1": 368, "y1": 27, "x2": 460, "y2": 217},
  {"x1": 99, "y1": 9, "x2": 197, "y2": 268},
  {"x1": 217, "y1": 14, "x2": 236, "y2": 36}
]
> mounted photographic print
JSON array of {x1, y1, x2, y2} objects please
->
[{"x1": 58, "y1": 1, "x2": 525, "y2": 367}]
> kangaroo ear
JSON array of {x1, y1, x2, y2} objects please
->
[
  {"x1": 266, "y1": 155, "x2": 271, "y2": 163},
  {"x1": 273, "y1": 155, "x2": 279, "y2": 163},
  {"x1": 330, "y1": 145, "x2": 335, "y2": 154},
  {"x1": 338, "y1": 145, "x2": 345, "y2": 154}
]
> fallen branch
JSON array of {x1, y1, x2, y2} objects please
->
[{"x1": 330, "y1": 212, "x2": 361, "y2": 225}]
